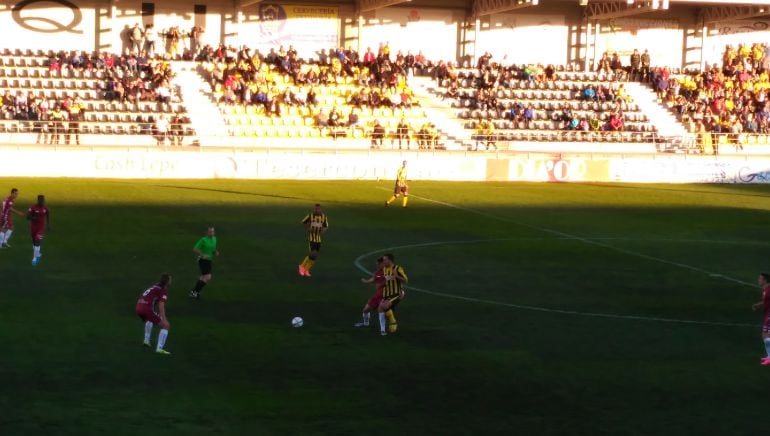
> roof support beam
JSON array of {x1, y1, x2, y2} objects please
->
[
  {"x1": 237, "y1": 0, "x2": 263, "y2": 8},
  {"x1": 700, "y1": 5, "x2": 770, "y2": 24},
  {"x1": 472, "y1": 0, "x2": 538, "y2": 19},
  {"x1": 358, "y1": 0, "x2": 410, "y2": 13},
  {"x1": 585, "y1": 0, "x2": 668, "y2": 21}
]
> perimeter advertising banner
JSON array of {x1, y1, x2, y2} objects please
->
[
  {"x1": 240, "y1": 3, "x2": 338, "y2": 58},
  {"x1": 2, "y1": 149, "x2": 770, "y2": 183}
]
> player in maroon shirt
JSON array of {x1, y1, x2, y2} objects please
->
[
  {"x1": 1, "y1": 188, "x2": 24, "y2": 248},
  {"x1": 27, "y1": 194, "x2": 50, "y2": 266},
  {"x1": 135, "y1": 273, "x2": 172, "y2": 355},
  {"x1": 751, "y1": 272, "x2": 770, "y2": 365},
  {"x1": 354, "y1": 257, "x2": 386, "y2": 328}
]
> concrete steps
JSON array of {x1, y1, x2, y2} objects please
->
[{"x1": 170, "y1": 62, "x2": 230, "y2": 146}]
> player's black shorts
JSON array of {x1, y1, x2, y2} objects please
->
[
  {"x1": 308, "y1": 242, "x2": 322, "y2": 252},
  {"x1": 198, "y1": 258, "x2": 213, "y2": 275},
  {"x1": 394, "y1": 183, "x2": 408, "y2": 195},
  {"x1": 384, "y1": 293, "x2": 403, "y2": 309}
]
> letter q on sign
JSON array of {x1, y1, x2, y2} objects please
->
[{"x1": 12, "y1": 0, "x2": 83, "y2": 34}]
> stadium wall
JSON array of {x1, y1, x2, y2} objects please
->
[{"x1": 1, "y1": 147, "x2": 768, "y2": 183}]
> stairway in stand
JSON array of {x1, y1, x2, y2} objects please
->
[
  {"x1": 170, "y1": 62, "x2": 230, "y2": 146},
  {"x1": 409, "y1": 76, "x2": 473, "y2": 151},
  {"x1": 623, "y1": 82, "x2": 692, "y2": 151}
]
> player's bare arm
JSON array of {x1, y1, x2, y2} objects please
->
[
  {"x1": 158, "y1": 300, "x2": 167, "y2": 321},
  {"x1": 396, "y1": 270, "x2": 408, "y2": 284},
  {"x1": 194, "y1": 247, "x2": 208, "y2": 259}
]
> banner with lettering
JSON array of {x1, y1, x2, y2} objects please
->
[{"x1": 240, "y1": 4, "x2": 339, "y2": 58}]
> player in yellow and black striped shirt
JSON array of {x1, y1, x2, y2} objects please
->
[
  {"x1": 298, "y1": 203, "x2": 329, "y2": 277},
  {"x1": 377, "y1": 253, "x2": 408, "y2": 335},
  {"x1": 385, "y1": 160, "x2": 409, "y2": 208}
]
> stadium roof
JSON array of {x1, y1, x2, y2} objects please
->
[{"x1": 324, "y1": 0, "x2": 770, "y2": 21}]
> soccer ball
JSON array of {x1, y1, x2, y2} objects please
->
[{"x1": 291, "y1": 316, "x2": 304, "y2": 328}]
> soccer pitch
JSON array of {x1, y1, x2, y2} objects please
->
[{"x1": 2, "y1": 178, "x2": 770, "y2": 435}]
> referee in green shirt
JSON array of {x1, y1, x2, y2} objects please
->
[{"x1": 189, "y1": 226, "x2": 219, "y2": 300}]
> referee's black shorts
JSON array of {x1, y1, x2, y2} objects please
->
[{"x1": 198, "y1": 258, "x2": 213, "y2": 275}]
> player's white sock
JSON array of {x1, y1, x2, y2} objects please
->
[
  {"x1": 763, "y1": 338, "x2": 770, "y2": 358},
  {"x1": 157, "y1": 329, "x2": 169, "y2": 351},
  {"x1": 2, "y1": 230, "x2": 11, "y2": 244},
  {"x1": 0, "y1": 231, "x2": 5, "y2": 244},
  {"x1": 362, "y1": 312, "x2": 370, "y2": 326},
  {"x1": 378, "y1": 312, "x2": 387, "y2": 334},
  {"x1": 33, "y1": 245, "x2": 41, "y2": 258},
  {"x1": 144, "y1": 321, "x2": 153, "y2": 343}
]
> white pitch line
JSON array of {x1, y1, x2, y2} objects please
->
[
  {"x1": 378, "y1": 187, "x2": 756, "y2": 288},
  {"x1": 353, "y1": 242, "x2": 755, "y2": 328}
]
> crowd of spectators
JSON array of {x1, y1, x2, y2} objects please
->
[
  {"x1": 0, "y1": 48, "x2": 192, "y2": 145},
  {"x1": 435, "y1": 50, "x2": 645, "y2": 146},
  {"x1": 652, "y1": 43, "x2": 770, "y2": 153},
  {"x1": 201, "y1": 42, "x2": 436, "y2": 145}
]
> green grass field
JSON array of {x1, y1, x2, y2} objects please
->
[{"x1": 2, "y1": 178, "x2": 770, "y2": 435}]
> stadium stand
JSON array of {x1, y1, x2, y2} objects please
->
[
  {"x1": 0, "y1": 48, "x2": 193, "y2": 146},
  {"x1": 651, "y1": 43, "x2": 770, "y2": 154},
  {"x1": 431, "y1": 59, "x2": 660, "y2": 150},
  {"x1": 196, "y1": 44, "x2": 435, "y2": 149}
]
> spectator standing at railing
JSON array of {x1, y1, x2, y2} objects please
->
[
  {"x1": 144, "y1": 24, "x2": 157, "y2": 56},
  {"x1": 35, "y1": 111, "x2": 49, "y2": 145},
  {"x1": 370, "y1": 120, "x2": 385, "y2": 149},
  {"x1": 597, "y1": 53, "x2": 611, "y2": 73},
  {"x1": 190, "y1": 26, "x2": 204, "y2": 58},
  {"x1": 395, "y1": 118, "x2": 410, "y2": 149},
  {"x1": 641, "y1": 49, "x2": 651, "y2": 82},
  {"x1": 130, "y1": 24, "x2": 144, "y2": 55},
  {"x1": 48, "y1": 106, "x2": 64, "y2": 145},
  {"x1": 171, "y1": 112, "x2": 187, "y2": 146},
  {"x1": 155, "y1": 115, "x2": 170, "y2": 146},
  {"x1": 66, "y1": 96, "x2": 83, "y2": 145},
  {"x1": 610, "y1": 53, "x2": 623, "y2": 77},
  {"x1": 630, "y1": 49, "x2": 641, "y2": 81}
]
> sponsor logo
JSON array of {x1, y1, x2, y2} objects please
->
[{"x1": 12, "y1": 0, "x2": 83, "y2": 34}]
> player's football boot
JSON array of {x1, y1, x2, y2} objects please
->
[
  {"x1": 143, "y1": 341, "x2": 151, "y2": 348},
  {"x1": 1, "y1": 243, "x2": 10, "y2": 248},
  {"x1": 380, "y1": 330, "x2": 387, "y2": 336},
  {"x1": 761, "y1": 357, "x2": 770, "y2": 366},
  {"x1": 354, "y1": 321, "x2": 369, "y2": 327},
  {"x1": 304, "y1": 269, "x2": 312, "y2": 277},
  {"x1": 388, "y1": 323, "x2": 398, "y2": 334},
  {"x1": 298, "y1": 265, "x2": 306, "y2": 276},
  {"x1": 188, "y1": 290, "x2": 200, "y2": 300},
  {"x1": 155, "y1": 349, "x2": 171, "y2": 355},
  {"x1": 31, "y1": 256, "x2": 40, "y2": 266}
]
